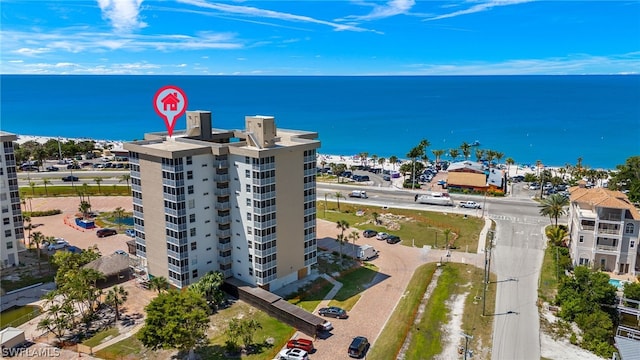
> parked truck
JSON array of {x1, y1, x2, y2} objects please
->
[
  {"x1": 349, "y1": 190, "x2": 368, "y2": 199},
  {"x1": 356, "y1": 245, "x2": 379, "y2": 261}
]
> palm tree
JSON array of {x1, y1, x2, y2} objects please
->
[
  {"x1": 432, "y1": 149, "x2": 445, "y2": 165},
  {"x1": 94, "y1": 177, "x2": 103, "y2": 193},
  {"x1": 29, "y1": 181, "x2": 36, "y2": 196},
  {"x1": 334, "y1": 192, "x2": 344, "y2": 212},
  {"x1": 79, "y1": 200, "x2": 91, "y2": 219},
  {"x1": 23, "y1": 215, "x2": 32, "y2": 246},
  {"x1": 114, "y1": 207, "x2": 125, "y2": 230},
  {"x1": 349, "y1": 230, "x2": 360, "y2": 246},
  {"x1": 443, "y1": 229, "x2": 452, "y2": 249},
  {"x1": 545, "y1": 226, "x2": 568, "y2": 247},
  {"x1": 539, "y1": 194, "x2": 569, "y2": 226},
  {"x1": 30, "y1": 231, "x2": 45, "y2": 273},
  {"x1": 506, "y1": 157, "x2": 515, "y2": 175},
  {"x1": 388, "y1": 156, "x2": 398, "y2": 170},
  {"x1": 460, "y1": 142, "x2": 471, "y2": 160},
  {"x1": 378, "y1": 157, "x2": 386, "y2": 169},
  {"x1": 120, "y1": 174, "x2": 131, "y2": 192},
  {"x1": 449, "y1": 149, "x2": 460, "y2": 162},
  {"x1": 475, "y1": 149, "x2": 485, "y2": 162},
  {"x1": 149, "y1": 276, "x2": 170, "y2": 294},
  {"x1": 371, "y1": 154, "x2": 378, "y2": 168},
  {"x1": 336, "y1": 220, "x2": 350, "y2": 267},
  {"x1": 40, "y1": 178, "x2": 51, "y2": 197},
  {"x1": 495, "y1": 151, "x2": 504, "y2": 166},
  {"x1": 105, "y1": 285, "x2": 128, "y2": 321},
  {"x1": 190, "y1": 271, "x2": 225, "y2": 310}
]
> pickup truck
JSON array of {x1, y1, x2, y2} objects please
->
[{"x1": 286, "y1": 338, "x2": 314, "y2": 353}]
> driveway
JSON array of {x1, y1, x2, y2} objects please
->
[{"x1": 311, "y1": 219, "x2": 483, "y2": 359}]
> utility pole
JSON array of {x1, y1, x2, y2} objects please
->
[
  {"x1": 483, "y1": 229, "x2": 494, "y2": 316},
  {"x1": 461, "y1": 332, "x2": 473, "y2": 360}
]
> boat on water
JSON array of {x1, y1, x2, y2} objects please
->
[
  {"x1": 471, "y1": 140, "x2": 481, "y2": 146},
  {"x1": 416, "y1": 192, "x2": 454, "y2": 206}
]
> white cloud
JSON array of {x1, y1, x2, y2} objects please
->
[
  {"x1": 97, "y1": 0, "x2": 147, "y2": 32},
  {"x1": 424, "y1": 0, "x2": 533, "y2": 21},
  {"x1": 15, "y1": 47, "x2": 51, "y2": 56},
  {"x1": 341, "y1": 0, "x2": 416, "y2": 21}
]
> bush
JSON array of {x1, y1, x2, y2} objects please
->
[{"x1": 23, "y1": 209, "x2": 62, "y2": 217}]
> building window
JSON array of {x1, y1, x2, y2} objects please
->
[
  {"x1": 4, "y1": 230, "x2": 11, "y2": 237},
  {"x1": 6, "y1": 241, "x2": 13, "y2": 249},
  {"x1": 2, "y1": 218, "x2": 9, "y2": 225},
  {"x1": 186, "y1": 156, "x2": 192, "y2": 165},
  {"x1": 247, "y1": 213, "x2": 252, "y2": 221},
  {"x1": 192, "y1": 269, "x2": 198, "y2": 278},
  {"x1": 190, "y1": 228, "x2": 196, "y2": 236},
  {"x1": 245, "y1": 169, "x2": 251, "y2": 178},
  {"x1": 191, "y1": 242, "x2": 197, "y2": 250},
  {"x1": 625, "y1": 223, "x2": 635, "y2": 234},
  {"x1": 187, "y1": 171, "x2": 193, "y2": 180},
  {"x1": 246, "y1": 184, "x2": 251, "y2": 192},
  {"x1": 188, "y1": 185, "x2": 194, "y2": 194},
  {"x1": 190, "y1": 214, "x2": 196, "y2": 223},
  {"x1": 188, "y1": 199, "x2": 195, "y2": 209},
  {"x1": 579, "y1": 235, "x2": 584, "y2": 243},
  {"x1": 631, "y1": 240, "x2": 636, "y2": 249},
  {"x1": 247, "y1": 227, "x2": 252, "y2": 235}
]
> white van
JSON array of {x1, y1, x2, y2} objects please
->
[
  {"x1": 349, "y1": 190, "x2": 368, "y2": 199},
  {"x1": 356, "y1": 245, "x2": 379, "y2": 261}
]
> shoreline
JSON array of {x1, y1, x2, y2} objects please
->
[{"x1": 13, "y1": 134, "x2": 615, "y2": 176}]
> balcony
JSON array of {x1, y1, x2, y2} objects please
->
[
  {"x1": 161, "y1": 163, "x2": 184, "y2": 172},
  {"x1": 221, "y1": 269, "x2": 233, "y2": 278},
  {"x1": 218, "y1": 255, "x2": 232, "y2": 265},
  {"x1": 597, "y1": 228, "x2": 620, "y2": 236},
  {"x1": 164, "y1": 193, "x2": 185, "y2": 202},
  {"x1": 304, "y1": 195, "x2": 316, "y2": 203},
  {"x1": 166, "y1": 222, "x2": 187, "y2": 232},
  {"x1": 133, "y1": 197, "x2": 143, "y2": 206},
  {"x1": 213, "y1": 159, "x2": 228, "y2": 168},
  {"x1": 304, "y1": 168, "x2": 316, "y2": 177},
  {"x1": 217, "y1": 215, "x2": 230, "y2": 224},
  {"x1": 304, "y1": 208, "x2": 315, "y2": 216},
  {"x1": 253, "y1": 191, "x2": 276, "y2": 200},
  {"x1": 130, "y1": 170, "x2": 140, "y2": 178},
  {"x1": 136, "y1": 249, "x2": 146, "y2": 258},
  {"x1": 167, "y1": 249, "x2": 188, "y2": 260},
  {"x1": 253, "y1": 205, "x2": 276, "y2": 215},
  {"x1": 596, "y1": 243, "x2": 619, "y2": 252},
  {"x1": 214, "y1": 174, "x2": 230, "y2": 182},
  {"x1": 217, "y1": 241, "x2": 232, "y2": 251},
  {"x1": 253, "y1": 260, "x2": 276, "y2": 272},
  {"x1": 253, "y1": 233, "x2": 276, "y2": 244},
  {"x1": 162, "y1": 178, "x2": 185, "y2": 187},
  {"x1": 304, "y1": 155, "x2": 315, "y2": 163},
  {"x1": 217, "y1": 228, "x2": 231, "y2": 238},
  {"x1": 304, "y1": 182, "x2": 314, "y2": 191},
  {"x1": 164, "y1": 207, "x2": 186, "y2": 217},
  {"x1": 253, "y1": 246, "x2": 276, "y2": 258},
  {"x1": 214, "y1": 187, "x2": 230, "y2": 196},
  {"x1": 166, "y1": 235, "x2": 187, "y2": 246},
  {"x1": 254, "y1": 219, "x2": 276, "y2": 230},
  {"x1": 168, "y1": 263, "x2": 189, "y2": 273},
  {"x1": 252, "y1": 163, "x2": 275, "y2": 171},
  {"x1": 252, "y1": 177, "x2": 275, "y2": 186},
  {"x1": 215, "y1": 202, "x2": 230, "y2": 210}
]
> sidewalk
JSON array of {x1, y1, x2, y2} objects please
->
[
  {"x1": 477, "y1": 216, "x2": 494, "y2": 254},
  {"x1": 312, "y1": 274, "x2": 343, "y2": 312},
  {"x1": 90, "y1": 322, "x2": 145, "y2": 353}
]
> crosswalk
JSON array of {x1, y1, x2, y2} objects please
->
[{"x1": 489, "y1": 214, "x2": 546, "y2": 225}]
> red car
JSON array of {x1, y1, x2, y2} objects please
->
[{"x1": 286, "y1": 338, "x2": 314, "y2": 353}]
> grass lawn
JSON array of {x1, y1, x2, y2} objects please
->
[
  {"x1": 94, "y1": 336, "x2": 146, "y2": 360},
  {"x1": 318, "y1": 202, "x2": 483, "y2": 252},
  {"x1": 1, "y1": 273, "x2": 55, "y2": 293},
  {"x1": 286, "y1": 277, "x2": 333, "y2": 313},
  {"x1": 20, "y1": 184, "x2": 130, "y2": 198},
  {"x1": 539, "y1": 244, "x2": 560, "y2": 303},
  {"x1": 82, "y1": 327, "x2": 119, "y2": 348},
  {"x1": 0, "y1": 305, "x2": 41, "y2": 328},
  {"x1": 329, "y1": 262, "x2": 379, "y2": 311}
]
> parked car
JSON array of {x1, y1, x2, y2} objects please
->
[
  {"x1": 376, "y1": 232, "x2": 389, "y2": 240},
  {"x1": 65, "y1": 246, "x2": 82, "y2": 254},
  {"x1": 278, "y1": 348, "x2": 309, "y2": 360},
  {"x1": 318, "y1": 306, "x2": 348, "y2": 319},
  {"x1": 62, "y1": 175, "x2": 79, "y2": 182},
  {"x1": 459, "y1": 201, "x2": 481, "y2": 209},
  {"x1": 67, "y1": 164, "x2": 81, "y2": 170},
  {"x1": 125, "y1": 229, "x2": 136, "y2": 238},
  {"x1": 114, "y1": 250, "x2": 128, "y2": 256},
  {"x1": 362, "y1": 229, "x2": 378, "y2": 238},
  {"x1": 97, "y1": 228, "x2": 117, "y2": 238},
  {"x1": 386, "y1": 235, "x2": 401, "y2": 244},
  {"x1": 45, "y1": 166, "x2": 59, "y2": 171},
  {"x1": 383, "y1": 175, "x2": 391, "y2": 181},
  {"x1": 47, "y1": 239, "x2": 69, "y2": 251},
  {"x1": 286, "y1": 338, "x2": 314, "y2": 353},
  {"x1": 316, "y1": 320, "x2": 333, "y2": 332},
  {"x1": 348, "y1": 336, "x2": 370, "y2": 358}
]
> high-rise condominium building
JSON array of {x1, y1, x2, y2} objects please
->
[
  {"x1": 0, "y1": 131, "x2": 24, "y2": 268},
  {"x1": 124, "y1": 112, "x2": 319, "y2": 290}
]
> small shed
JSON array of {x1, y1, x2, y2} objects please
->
[
  {"x1": 0, "y1": 327, "x2": 25, "y2": 349},
  {"x1": 83, "y1": 253, "x2": 133, "y2": 285}
]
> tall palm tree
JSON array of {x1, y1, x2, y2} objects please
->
[
  {"x1": 120, "y1": 174, "x2": 131, "y2": 192},
  {"x1": 30, "y1": 231, "x2": 45, "y2": 273},
  {"x1": 506, "y1": 157, "x2": 515, "y2": 175},
  {"x1": 371, "y1": 212, "x2": 379, "y2": 225},
  {"x1": 334, "y1": 192, "x2": 344, "y2": 212},
  {"x1": 29, "y1": 181, "x2": 36, "y2": 196},
  {"x1": 336, "y1": 220, "x2": 350, "y2": 268},
  {"x1": 349, "y1": 230, "x2": 360, "y2": 246},
  {"x1": 114, "y1": 207, "x2": 125, "y2": 230},
  {"x1": 378, "y1": 157, "x2": 386, "y2": 168},
  {"x1": 460, "y1": 142, "x2": 471, "y2": 160},
  {"x1": 42, "y1": 178, "x2": 51, "y2": 196},
  {"x1": 389, "y1": 155, "x2": 398, "y2": 170},
  {"x1": 94, "y1": 177, "x2": 103, "y2": 193},
  {"x1": 449, "y1": 149, "x2": 460, "y2": 162},
  {"x1": 149, "y1": 276, "x2": 170, "y2": 294},
  {"x1": 79, "y1": 201, "x2": 91, "y2": 219},
  {"x1": 475, "y1": 149, "x2": 485, "y2": 162},
  {"x1": 105, "y1": 285, "x2": 128, "y2": 321},
  {"x1": 371, "y1": 154, "x2": 378, "y2": 168},
  {"x1": 23, "y1": 215, "x2": 32, "y2": 246},
  {"x1": 495, "y1": 151, "x2": 504, "y2": 166},
  {"x1": 539, "y1": 194, "x2": 569, "y2": 226},
  {"x1": 432, "y1": 149, "x2": 445, "y2": 165}
]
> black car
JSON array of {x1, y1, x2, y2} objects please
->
[
  {"x1": 386, "y1": 235, "x2": 401, "y2": 244},
  {"x1": 45, "y1": 166, "x2": 59, "y2": 171},
  {"x1": 318, "y1": 306, "x2": 348, "y2": 319},
  {"x1": 97, "y1": 228, "x2": 117, "y2": 238},
  {"x1": 62, "y1": 175, "x2": 79, "y2": 182},
  {"x1": 348, "y1": 336, "x2": 369, "y2": 358},
  {"x1": 67, "y1": 164, "x2": 81, "y2": 169},
  {"x1": 362, "y1": 230, "x2": 378, "y2": 238}
]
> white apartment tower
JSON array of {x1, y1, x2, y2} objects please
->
[
  {"x1": 0, "y1": 131, "x2": 24, "y2": 268},
  {"x1": 124, "y1": 112, "x2": 319, "y2": 290}
]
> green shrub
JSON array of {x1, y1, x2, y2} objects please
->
[{"x1": 23, "y1": 209, "x2": 62, "y2": 217}]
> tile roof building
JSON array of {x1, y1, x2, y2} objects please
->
[
  {"x1": 124, "y1": 111, "x2": 320, "y2": 291},
  {"x1": 567, "y1": 186, "x2": 640, "y2": 275}
]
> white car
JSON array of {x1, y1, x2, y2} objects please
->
[
  {"x1": 459, "y1": 201, "x2": 481, "y2": 209},
  {"x1": 47, "y1": 239, "x2": 69, "y2": 251},
  {"x1": 376, "y1": 232, "x2": 389, "y2": 240},
  {"x1": 278, "y1": 348, "x2": 309, "y2": 360}
]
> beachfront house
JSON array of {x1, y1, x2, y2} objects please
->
[{"x1": 567, "y1": 186, "x2": 640, "y2": 276}]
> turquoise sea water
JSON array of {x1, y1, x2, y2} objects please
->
[{"x1": 1, "y1": 75, "x2": 638, "y2": 169}]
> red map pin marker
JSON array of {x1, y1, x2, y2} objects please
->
[{"x1": 153, "y1": 85, "x2": 188, "y2": 137}]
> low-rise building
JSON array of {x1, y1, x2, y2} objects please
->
[
  {"x1": 567, "y1": 186, "x2": 640, "y2": 275},
  {"x1": 446, "y1": 160, "x2": 506, "y2": 193}
]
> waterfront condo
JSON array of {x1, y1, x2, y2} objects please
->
[
  {"x1": 124, "y1": 112, "x2": 319, "y2": 290},
  {"x1": 567, "y1": 185, "x2": 640, "y2": 276},
  {"x1": 0, "y1": 131, "x2": 24, "y2": 268}
]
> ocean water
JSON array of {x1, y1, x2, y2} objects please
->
[{"x1": 1, "y1": 75, "x2": 638, "y2": 169}]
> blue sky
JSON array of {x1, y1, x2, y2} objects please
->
[{"x1": 1, "y1": 0, "x2": 639, "y2": 75}]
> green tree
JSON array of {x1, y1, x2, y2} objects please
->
[
  {"x1": 42, "y1": 178, "x2": 51, "y2": 196},
  {"x1": 114, "y1": 207, "x2": 125, "y2": 230},
  {"x1": 539, "y1": 194, "x2": 569, "y2": 226},
  {"x1": 37, "y1": 295, "x2": 75, "y2": 343},
  {"x1": 79, "y1": 200, "x2": 91, "y2": 219},
  {"x1": 189, "y1": 271, "x2": 226, "y2": 311},
  {"x1": 406, "y1": 139, "x2": 429, "y2": 189},
  {"x1": 388, "y1": 155, "x2": 398, "y2": 170},
  {"x1": 239, "y1": 319, "x2": 262, "y2": 350},
  {"x1": 149, "y1": 276, "x2": 170, "y2": 294},
  {"x1": 545, "y1": 226, "x2": 568, "y2": 247},
  {"x1": 29, "y1": 181, "x2": 36, "y2": 196},
  {"x1": 23, "y1": 215, "x2": 32, "y2": 246},
  {"x1": 459, "y1": 142, "x2": 471, "y2": 160},
  {"x1": 138, "y1": 290, "x2": 210, "y2": 360},
  {"x1": 432, "y1": 149, "x2": 445, "y2": 164},
  {"x1": 94, "y1": 177, "x2": 104, "y2": 193},
  {"x1": 623, "y1": 281, "x2": 640, "y2": 301},
  {"x1": 371, "y1": 212, "x2": 379, "y2": 225},
  {"x1": 334, "y1": 192, "x2": 344, "y2": 212},
  {"x1": 105, "y1": 285, "x2": 128, "y2": 321},
  {"x1": 608, "y1": 156, "x2": 640, "y2": 203},
  {"x1": 349, "y1": 230, "x2": 360, "y2": 246},
  {"x1": 475, "y1": 148, "x2": 485, "y2": 162},
  {"x1": 30, "y1": 231, "x2": 45, "y2": 273},
  {"x1": 449, "y1": 149, "x2": 460, "y2": 162},
  {"x1": 336, "y1": 220, "x2": 350, "y2": 268},
  {"x1": 120, "y1": 174, "x2": 131, "y2": 192},
  {"x1": 506, "y1": 157, "x2": 515, "y2": 174}
]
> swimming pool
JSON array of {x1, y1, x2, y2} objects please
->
[{"x1": 609, "y1": 278, "x2": 627, "y2": 289}]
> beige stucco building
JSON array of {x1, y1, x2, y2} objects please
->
[
  {"x1": 124, "y1": 112, "x2": 319, "y2": 290},
  {"x1": 0, "y1": 131, "x2": 24, "y2": 268},
  {"x1": 567, "y1": 186, "x2": 640, "y2": 275}
]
